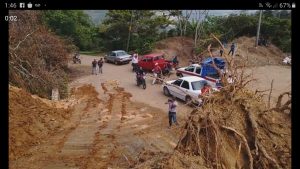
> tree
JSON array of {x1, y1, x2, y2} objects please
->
[
  {"x1": 9, "y1": 11, "x2": 73, "y2": 98},
  {"x1": 192, "y1": 10, "x2": 209, "y2": 48},
  {"x1": 101, "y1": 10, "x2": 173, "y2": 53},
  {"x1": 42, "y1": 10, "x2": 98, "y2": 50},
  {"x1": 174, "y1": 10, "x2": 193, "y2": 36},
  {"x1": 190, "y1": 11, "x2": 291, "y2": 53}
]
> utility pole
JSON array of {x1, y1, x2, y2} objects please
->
[
  {"x1": 126, "y1": 10, "x2": 134, "y2": 52},
  {"x1": 255, "y1": 10, "x2": 263, "y2": 47}
]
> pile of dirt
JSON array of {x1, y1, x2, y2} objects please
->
[
  {"x1": 71, "y1": 84, "x2": 102, "y2": 110},
  {"x1": 231, "y1": 36, "x2": 286, "y2": 67},
  {"x1": 153, "y1": 36, "x2": 286, "y2": 67},
  {"x1": 135, "y1": 89, "x2": 291, "y2": 169},
  {"x1": 152, "y1": 37, "x2": 195, "y2": 66},
  {"x1": 9, "y1": 85, "x2": 72, "y2": 161}
]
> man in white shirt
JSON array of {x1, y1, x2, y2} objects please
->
[{"x1": 131, "y1": 52, "x2": 139, "y2": 72}]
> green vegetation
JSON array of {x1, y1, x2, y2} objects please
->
[
  {"x1": 42, "y1": 10, "x2": 175, "y2": 54},
  {"x1": 42, "y1": 10, "x2": 103, "y2": 51},
  {"x1": 99, "y1": 10, "x2": 174, "y2": 54},
  {"x1": 80, "y1": 51, "x2": 102, "y2": 56},
  {"x1": 42, "y1": 10, "x2": 291, "y2": 53},
  {"x1": 186, "y1": 10, "x2": 291, "y2": 53}
]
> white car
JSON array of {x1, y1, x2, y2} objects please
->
[
  {"x1": 283, "y1": 56, "x2": 291, "y2": 65},
  {"x1": 162, "y1": 76, "x2": 216, "y2": 104},
  {"x1": 176, "y1": 64, "x2": 222, "y2": 88}
]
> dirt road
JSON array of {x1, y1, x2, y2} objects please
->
[
  {"x1": 10, "y1": 84, "x2": 182, "y2": 169},
  {"x1": 72, "y1": 55, "x2": 291, "y2": 108},
  {"x1": 246, "y1": 65, "x2": 291, "y2": 106},
  {"x1": 69, "y1": 55, "x2": 194, "y2": 119},
  {"x1": 10, "y1": 55, "x2": 186, "y2": 169},
  {"x1": 10, "y1": 54, "x2": 290, "y2": 169}
]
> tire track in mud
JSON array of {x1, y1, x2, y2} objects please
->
[
  {"x1": 11, "y1": 85, "x2": 103, "y2": 169},
  {"x1": 40, "y1": 85, "x2": 104, "y2": 169},
  {"x1": 83, "y1": 84, "x2": 131, "y2": 168},
  {"x1": 17, "y1": 83, "x2": 180, "y2": 169}
]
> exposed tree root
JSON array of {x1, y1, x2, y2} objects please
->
[{"x1": 221, "y1": 125, "x2": 253, "y2": 169}]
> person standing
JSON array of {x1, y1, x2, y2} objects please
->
[
  {"x1": 152, "y1": 63, "x2": 162, "y2": 85},
  {"x1": 131, "y1": 51, "x2": 139, "y2": 72},
  {"x1": 92, "y1": 59, "x2": 97, "y2": 75},
  {"x1": 172, "y1": 55, "x2": 179, "y2": 68},
  {"x1": 165, "y1": 97, "x2": 178, "y2": 128},
  {"x1": 220, "y1": 47, "x2": 224, "y2": 56},
  {"x1": 228, "y1": 43, "x2": 235, "y2": 56},
  {"x1": 98, "y1": 58, "x2": 103, "y2": 74},
  {"x1": 201, "y1": 83, "x2": 211, "y2": 96}
]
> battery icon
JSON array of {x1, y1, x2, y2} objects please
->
[{"x1": 292, "y1": 3, "x2": 296, "y2": 8}]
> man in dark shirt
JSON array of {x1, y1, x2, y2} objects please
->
[
  {"x1": 228, "y1": 43, "x2": 235, "y2": 56},
  {"x1": 92, "y1": 59, "x2": 97, "y2": 75},
  {"x1": 98, "y1": 58, "x2": 103, "y2": 74}
]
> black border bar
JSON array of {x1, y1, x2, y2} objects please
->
[{"x1": 1, "y1": 0, "x2": 296, "y2": 10}]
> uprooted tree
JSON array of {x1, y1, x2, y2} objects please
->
[
  {"x1": 170, "y1": 34, "x2": 291, "y2": 169},
  {"x1": 9, "y1": 10, "x2": 75, "y2": 99}
]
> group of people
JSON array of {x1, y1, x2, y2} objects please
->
[
  {"x1": 219, "y1": 42, "x2": 237, "y2": 57},
  {"x1": 92, "y1": 58, "x2": 104, "y2": 75},
  {"x1": 131, "y1": 52, "x2": 179, "y2": 85},
  {"x1": 85, "y1": 48, "x2": 236, "y2": 130}
]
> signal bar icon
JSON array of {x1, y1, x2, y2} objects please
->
[{"x1": 265, "y1": 2, "x2": 272, "y2": 8}]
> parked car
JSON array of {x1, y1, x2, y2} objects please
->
[
  {"x1": 162, "y1": 76, "x2": 217, "y2": 105},
  {"x1": 104, "y1": 50, "x2": 132, "y2": 65},
  {"x1": 176, "y1": 57, "x2": 226, "y2": 88},
  {"x1": 138, "y1": 53, "x2": 173, "y2": 71}
]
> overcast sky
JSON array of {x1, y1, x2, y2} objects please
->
[
  {"x1": 209, "y1": 10, "x2": 256, "y2": 16},
  {"x1": 189, "y1": 10, "x2": 258, "y2": 20},
  {"x1": 85, "y1": 10, "x2": 259, "y2": 25}
]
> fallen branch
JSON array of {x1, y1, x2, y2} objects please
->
[
  {"x1": 276, "y1": 92, "x2": 291, "y2": 108},
  {"x1": 240, "y1": 104, "x2": 259, "y2": 155},
  {"x1": 207, "y1": 44, "x2": 224, "y2": 83},
  {"x1": 235, "y1": 142, "x2": 242, "y2": 169},
  {"x1": 264, "y1": 91, "x2": 291, "y2": 113},
  {"x1": 221, "y1": 126, "x2": 253, "y2": 169},
  {"x1": 10, "y1": 30, "x2": 36, "y2": 51},
  {"x1": 268, "y1": 80, "x2": 274, "y2": 108},
  {"x1": 255, "y1": 89, "x2": 270, "y2": 94},
  {"x1": 241, "y1": 103, "x2": 281, "y2": 168},
  {"x1": 257, "y1": 142, "x2": 281, "y2": 169},
  {"x1": 122, "y1": 153, "x2": 132, "y2": 166}
]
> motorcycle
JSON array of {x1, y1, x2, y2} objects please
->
[
  {"x1": 136, "y1": 73, "x2": 146, "y2": 89},
  {"x1": 162, "y1": 63, "x2": 173, "y2": 77},
  {"x1": 73, "y1": 56, "x2": 81, "y2": 64}
]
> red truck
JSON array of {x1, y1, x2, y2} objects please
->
[{"x1": 138, "y1": 53, "x2": 174, "y2": 72}]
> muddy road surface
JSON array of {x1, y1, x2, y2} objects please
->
[{"x1": 10, "y1": 83, "x2": 182, "y2": 169}]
